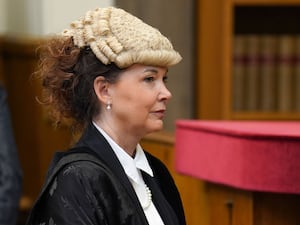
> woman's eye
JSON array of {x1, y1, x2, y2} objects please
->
[
  {"x1": 144, "y1": 77, "x2": 155, "y2": 82},
  {"x1": 163, "y1": 76, "x2": 168, "y2": 83}
]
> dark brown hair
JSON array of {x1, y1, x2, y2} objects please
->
[{"x1": 36, "y1": 36, "x2": 122, "y2": 132}]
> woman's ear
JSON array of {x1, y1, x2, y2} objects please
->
[{"x1": 93, "y1": 76, "x2": 110, "y2": 104}]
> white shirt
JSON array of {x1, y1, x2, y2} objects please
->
[{"x1": 93, "y1": 122, "x2": 165, "y2": 225}]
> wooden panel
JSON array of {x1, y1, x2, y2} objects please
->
[
  {"x1": 196, "y1": 0, "x2": 224, "y2": 119},
  {"x1": 2, "y1": 37, "x2": 42, "y2": 199},
  {"x1": 206, "y1": 183, "x2": 253, "y2": 225},
  {"x1": 1, "y1": 36, "x2": 73, "y2": 202},
  {"x1": 222, "y1": 0, "x2": 235, "y2": 119},
  {"x1": 234, "y1": 0, "x2": 300, "y2": 5},
  {"x1": 253, "y1": 193, "x2": 300, "y2": 225}
]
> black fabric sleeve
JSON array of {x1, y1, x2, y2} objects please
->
[
  {"x1": 36, "y1": 161, "x2": 110, "y2": 225},
  {"x1": 29, "y1": 158, "x2": 147, "y2": 225}
]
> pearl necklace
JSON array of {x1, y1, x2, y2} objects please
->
[{"x1": 142, "y1": 184, "x2": 152, "y2": 209}]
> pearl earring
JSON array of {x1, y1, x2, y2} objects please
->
[{"x1": 106, "y1": 101, "x2": 112, "y2": 110}]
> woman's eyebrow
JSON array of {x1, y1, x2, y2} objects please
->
[
  {"x1": 143, "y1": 68, "x2": 158, "y2": 73},
  {"x1": 143, "y1": 68, "x2": 169, "y2": 74}
]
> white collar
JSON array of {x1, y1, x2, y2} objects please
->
[{"x1": 92, "y1": 122, "x2": 153, "y2": 184}]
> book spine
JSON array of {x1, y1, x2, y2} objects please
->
[
  {"x1": 277, "y1": 35, "x2": 295, "y2": 112},
  {"x1": 259, "y1": 35, "x2": 277, "y2": 111},
  {"x1": 294, "y1": 35, "x2": 300, "y2": 111},
  {"x1": 232, "y1": 35, "x2": 246, "y2": 111},
  {"x1": 244, "y1": 35, "x2": 260, "y2": 111}
]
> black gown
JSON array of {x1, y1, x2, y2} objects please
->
[{"x1": 26, "y1": 123, "x2": 186, "y2": 225}]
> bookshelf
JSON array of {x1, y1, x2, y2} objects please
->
[
  {"x1": 191, "y1": 3, "x2": 300, "y2": 224},
  {"x1": 196, "y1": 0, "x2": 300, "y2": 120}
]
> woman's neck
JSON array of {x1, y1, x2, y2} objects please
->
[{"x1": 93, "y1": 119, "x2": 140, "y2": 157}]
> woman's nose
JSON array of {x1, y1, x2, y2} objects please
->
[{"x1": 160, "y1": 84, "x2": 172, "y2": 101}]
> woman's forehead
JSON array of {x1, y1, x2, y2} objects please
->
[{"x1": 124, "y1": 64, "x2": 168, "y2": 73}]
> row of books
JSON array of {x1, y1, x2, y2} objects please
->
[{"x1": 232, "y1": 34, "x2": 300, "y2": 112}]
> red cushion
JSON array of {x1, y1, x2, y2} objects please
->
[{"x1": 175, "y1": 120, "x2": 300, "y2": 194}]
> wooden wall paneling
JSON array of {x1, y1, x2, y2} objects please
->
[
  {"x1": 205, "y1": 184, "x2": 300, "y2": 225},
  {"x1": 206, "y1": 183, "x2": 253, "y2": 225},
  {"x1": 253, "y1": 193, "x2": 300, "y2": 225},
  {"x1": 233, "y1": 0, "x2": 300, "y2": 4},
  {"x1": 196, "y1": 0, "x2": 224, "y2": 119},
  {"x1": 221, "y1": 0, "x2": 235, "y2": 119},
  {"x1": 1, "y1": 37, "x2": 73, "y2": 203},
  {"x1": 2, "y1": 38, "x2": 42, "y2": 200}
]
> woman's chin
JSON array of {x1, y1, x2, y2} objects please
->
[{"x1": 148, "y1": 121, "x2": 164, "y2": 133}]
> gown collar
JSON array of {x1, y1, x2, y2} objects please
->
[{"x1": 92, "y1": 121, "x2": 153, "y2": 185}]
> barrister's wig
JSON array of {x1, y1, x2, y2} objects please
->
[{"x1": 61, "y1": 7, "x2": 182, "y2": 68}]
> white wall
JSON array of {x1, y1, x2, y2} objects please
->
[
  {"x1": 42, "y1": 0, "x2": 114, "y2": 35},
  {"x1": 0, "y1": 0, "x2": 7, "y2": 34},
  {"x1": 2, "y1": 0, "x2": 114, "y2": 37}
]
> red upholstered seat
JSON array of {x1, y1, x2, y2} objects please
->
[{"x1": 175, "y1": 120, "x2": 300, "y2": 194}]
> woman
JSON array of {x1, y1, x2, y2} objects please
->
[{"x1": 27, "y1": 6, "x2": 185, "y2": 225}]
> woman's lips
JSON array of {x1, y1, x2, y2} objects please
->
[{"x1": 152, "y1": 110, "x2": 166, "y2": 119}]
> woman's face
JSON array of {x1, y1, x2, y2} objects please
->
[{"x1": 108, "y1": 64, "x2": 172, "y2": 136}]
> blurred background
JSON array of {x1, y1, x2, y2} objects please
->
[{"x1": 1, "y1": 0, "x2": 300, "y2": 225}]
